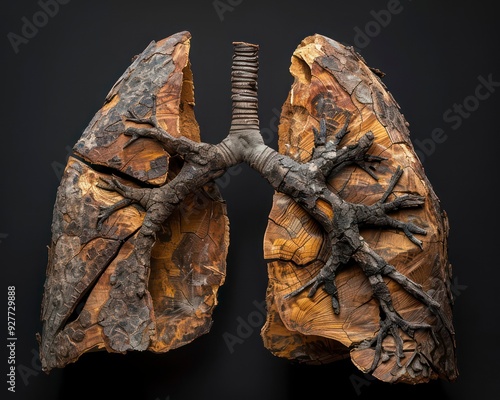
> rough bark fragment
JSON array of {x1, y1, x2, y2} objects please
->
[
  {"x1": 74, "y1": 31, "x2": 197, "y2": 185},
  {"x1": 262, "y1": 34, "x2": 457, "y2": 383},
  {"x1": 148, "y1": 183, "x2": 229, "y2": 352},
  {"x1": 261, "y1": 276, "x2": 349, "y2": 365},
  {"x1": 39, "y1": 31, "x2": 229, "y2": 372},
  {"x1": 39, "y1": 157, "x2": 145, "y2": 369}
]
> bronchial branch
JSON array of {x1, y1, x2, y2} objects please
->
[
  {"x1": 221, "y1": 42, "x2": 450, "y2": 373},
  {"x1": 99, "y1": 41, "x2": 446, "y2": 370}
]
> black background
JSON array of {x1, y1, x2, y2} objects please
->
[{"x1": 1, "y1": 0, "x2": 499, "y2": 399}]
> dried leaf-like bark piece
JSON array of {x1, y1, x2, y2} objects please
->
[
  {"x1": 262, "y1": 34, "x2": 457, "y2": 384},
  {"x1": 38, "y1": 31, "x2": 229, "y2": 372},
  {"x1": 74, "y1": 31, "x2": 198, "y2": 185}
]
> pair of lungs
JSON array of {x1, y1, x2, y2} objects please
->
[{"x1": 38, "y1": 31, "x2": 457, "y2": 384}]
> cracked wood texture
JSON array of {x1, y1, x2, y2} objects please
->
[
  {"x1": 261, "y1": 34, "x2": 458, "y2": 383},
  {"x1": 38, "y1": 31, "x2": 229, "y2": 372}
]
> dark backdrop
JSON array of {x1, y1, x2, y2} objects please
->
[{"x1": 1, "y1": 1, "x2": 499, "y2": 399}]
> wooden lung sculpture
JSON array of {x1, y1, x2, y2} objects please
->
[
  {"x1": 261, "y1": 34, "x2": 457, "y2": 383},
  {"x1": 38, "y1": 31, "x2": 457, "y2": 384},
  {"x1": 38, "y1": 31, "x2": 229, "y2": 372}
]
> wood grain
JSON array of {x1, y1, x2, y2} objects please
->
[
  {"x1": 39, "y1": 31, "x2": 229, "y2": 372},
  {"x1": 262, "y1": 34, "x2": 457, "y2": 383}
]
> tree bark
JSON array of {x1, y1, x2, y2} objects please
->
[
  {"x1": 38, "y1": 32, "x2": 229, "y2": 371},
  {"x1": 38, "y1": 31, "x2": 457, "y2": 385},
  {"x1": 260, "y1": 34, "x2": 457, "y2": 383}
]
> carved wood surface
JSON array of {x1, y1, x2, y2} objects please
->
[
  {"x1": 261, "y1": 34, "x2": 457, "y2": 383},
  {"x1": 38, "y1": 31, "x2": 457, "y2": 385},
  {"x1": 38, "y1": 31, "x2": 229, "y2": 371}
]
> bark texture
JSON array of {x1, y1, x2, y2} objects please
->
[
  {"x1": 38, "y1": 31, "x2": 457, "y2": 385},
  {"x1": 39, "y1": 31, "x2": 229, "y2": 372},
  {"x1": 261, "y1": 34, "x2": 457, "y2": 383}
]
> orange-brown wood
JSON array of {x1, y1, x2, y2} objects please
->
[
  {"x1": 39, "y1": 32, "x2": 229, "y2": 372},
  {"x1": 262, "y1": 34, "x2": 457, "y2": 383}
]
